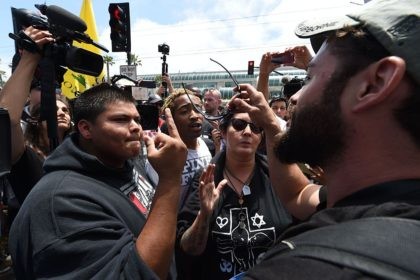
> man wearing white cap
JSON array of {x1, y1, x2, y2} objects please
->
[{"x1": 228, "y1": 0, "x2": 420, "y2": 278}]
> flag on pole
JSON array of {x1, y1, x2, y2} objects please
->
[{"x1": 61, "y1": 0, "x2": 105, "y2": 99}]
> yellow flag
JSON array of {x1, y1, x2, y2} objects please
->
[{"x1": 61, "y1": 0, "x2": 105, "y2": 99}]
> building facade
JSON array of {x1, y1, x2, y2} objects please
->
[{"x1": 138, "y1": 67, "x2": 306, "y2": 99}]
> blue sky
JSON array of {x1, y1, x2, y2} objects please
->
[{"x1": 0, "y1": 0, "x2": 361, "y2": 79}]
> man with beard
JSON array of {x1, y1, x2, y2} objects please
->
[{"x1": 229, "y1": 0, "x2": 420, "y2": 278}]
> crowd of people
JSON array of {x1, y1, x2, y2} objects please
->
[{"x1": 0, "y1": 0, "x2": 419, "y2": 279}]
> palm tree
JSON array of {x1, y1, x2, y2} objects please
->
[
  {"x1": 0, "y1": 58, "x2": 6, "y2": 88},
  {"x1": 103, "y1": 55, "x2": 115, "y2": 83},
  {"x1": 126, "y1": 53, "x2": 142, "y2": 66},
  {"x1": 0, "y1": 69, "x2": 5, "y2": 88}
]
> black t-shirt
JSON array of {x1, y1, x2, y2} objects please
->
[
  {"x1": 244, "y1": 179, "x2": 420, "y2": 279},
  {"x1": 177, "y1": 152, "x2": 292, "y2": 280},
  {"x1": 201, "y1": 119, "x2": 215, "y2": 156},
  {"x1": 7, "y1": 146, "x2": 44, "y2": 204}
]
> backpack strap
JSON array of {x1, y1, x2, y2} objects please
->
[{"x1": 264, "y1": 217, "x2": 420, "y2": 280}]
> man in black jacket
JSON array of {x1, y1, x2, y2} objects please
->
[
  {"x1": 229, "y1": 0, "x2": 420, "y2": 278},
  {"x1": 8, "y1": 28, "x2": 187, "y2": 279}
]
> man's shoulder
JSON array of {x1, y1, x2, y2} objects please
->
[
  {"x1": 243, "y1": 253, "x2": 373, "y2": 279},
  {"x1": 25, "y1": 169, "x2": 122, "y2": 208},
  {"x1": 245, "y1": 217, "x2": 420, "y2": 279}
]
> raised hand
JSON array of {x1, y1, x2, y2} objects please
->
[
  {"x1": 199, "y1": 164, "x2": 227, "y2": 217},
  {"x1": 259, "y1": 52, "x2": 281, "y2": 76},
  {"x1": 228, "y1": 84, "x2": 279, "y2": 133},
  {"x1": 283, "y1": 45, "x2": 313, "y2": 70},
  {"x1": 143, "y1": 108, "x2": 187, "y2": 183}
]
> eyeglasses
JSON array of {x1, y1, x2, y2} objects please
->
[
  {"x1": 181, "y1": 58, "x2": 241, "y2": 121},
  {"x1": 230, "y1": 118, "x2": 262, "y2": 134},
  {"x1": 209, "y1": 58, "x2": 240, "y2": 91}
]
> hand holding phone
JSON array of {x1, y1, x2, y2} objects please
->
[{"x1": 271, "y1": 52, "x2": 294, "y2": 64}]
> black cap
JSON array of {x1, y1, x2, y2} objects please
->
[{"x1": 148, "y1": 93, "x2": 163, "y2": 105}]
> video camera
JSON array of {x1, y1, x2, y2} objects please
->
[
  {"x1": 10, "y1": 4, "x2": 107, "y2": 77},
  {"x1": 158, "y1": 43, "x2": 169, "y2": 97},
  {"x1": 158, "y1": 43, "x2": 170, "y2": 55},
  {"x1": 9, "y1": 4, "x2": 108, "y2": 151},
  {"x1": 283, "y1": 77, "x2": 304, "y2": 99},
  {"x1": 111, "y1": 75, "x2": 160, "y2": 131}
]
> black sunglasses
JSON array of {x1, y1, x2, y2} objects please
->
[
  {"x1": 231, "y1": 118, "x2": 262, "y2": 134},
  {"x1": 180, "y1": 58, "x2": 241, "y2": 121}
]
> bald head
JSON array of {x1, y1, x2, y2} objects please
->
[{"x1": 203, "y1": 89, "x2": 222, "y2": 116}]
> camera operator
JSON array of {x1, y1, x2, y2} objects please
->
[{"x1": 0, "y1": 27, "x2": 73, "y2": 205}]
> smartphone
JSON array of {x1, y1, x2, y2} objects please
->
[
  {"x1": 136, "y1": 104, "x2": 159, "y2": 131},
  {"x1": 271, "y1": 52, "x2": 294, "y2": 64},
  {"x1": 138, "y1": 80, "x2": 157, "y2": 89}
]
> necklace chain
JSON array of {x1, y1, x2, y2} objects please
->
[
  {"x1": 224, "y1": 170, "x2": 242, "y2": 196},
  {"x1": 224, "y1": 166, "x2": 254, "y2": 187},
  {"x1": 224, "y1": 167, "x2": 254, "y2": 207}
]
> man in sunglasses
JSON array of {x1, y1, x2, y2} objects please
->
[{"x1": 230, "y1": 0, "x2": 420, "y2": 278}]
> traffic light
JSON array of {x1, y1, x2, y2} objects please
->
[
  {"x1": 247, "y1": 60, "x2": 254, "y2": 75},
  {"x1": 108, "y1": 3, "x2": 131, "y2": 52}
]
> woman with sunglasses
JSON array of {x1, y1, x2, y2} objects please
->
[{"x1": 176, "y1": 112, "x2": 292, "y2": 280}]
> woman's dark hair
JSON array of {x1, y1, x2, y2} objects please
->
[
  {"x1": 218, "y1": 113, "x2": 234, "y2": 133},
  {"x1": 25, "y1": 94, "x2": 73, "y2": 158}
]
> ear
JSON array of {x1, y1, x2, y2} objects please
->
[
  {"x1": 352, "y1": 57, "x2": 406, "y2": 112},
  {"x1": 77, "y1": 120, "x2": 93, "y2": 139}
]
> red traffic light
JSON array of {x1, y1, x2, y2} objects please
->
[
  {"x1": 109, "y1": 5, "x2": 125, "y2": 21},
  {"x1": 108, "y1": 3, "x2": 131, "y2": 52},
  {"x1": 247, "y1": 60, "x2": 254, "y2": 75}
]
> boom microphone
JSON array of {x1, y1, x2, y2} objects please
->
[
  {"x1": 11, "y1": 8, "x2": 48, "y2": 29},
  {"x1": 35, "y1": 4, "x2": 87, "y2": 32}
]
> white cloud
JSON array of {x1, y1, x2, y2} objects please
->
[
  {"x1": 102, "y1": 0, "x2": 356, "y2": 79},
  {"x1": 1, "y1": 0, "x2": 359, "y2": 81}
]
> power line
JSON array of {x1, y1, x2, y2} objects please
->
[
  {"x1": 134, "y1": 19, "x2": 302, "y2": 38},
  {"x1": 132, "y1": 5, "x2": 346, "y2": 35},
  {"x1": 111, "y1": 42, "x2": 311, "y2": 62}
]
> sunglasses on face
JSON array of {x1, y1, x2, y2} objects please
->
[{"x1": 230, "y1": 118, "x2": 262, "y2": 134}]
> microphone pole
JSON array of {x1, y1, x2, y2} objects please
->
[
  {"x1": 40, "y1": 45, "x2": 59, "y2": 152},
  {"x1": 161, "y1": 54, "x2": 168, "y2": 99}
]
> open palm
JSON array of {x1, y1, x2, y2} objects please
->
[{"x1": 199, "y1": 164, "x2": 227, "y2": 216}]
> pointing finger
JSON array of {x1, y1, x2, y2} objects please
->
[{"x1": 164, "y1": 108, "x2": 181, "y2": 140}]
